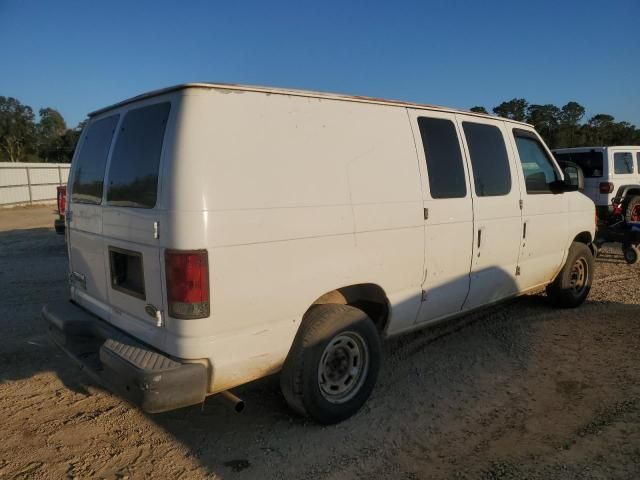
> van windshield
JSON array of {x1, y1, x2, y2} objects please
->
[
  {"x1": 553, "y1": 151, "x2": 603, "y2": 178},
  {"x1": 106, "y1": 102, "x2": 170, "y2": 208}
]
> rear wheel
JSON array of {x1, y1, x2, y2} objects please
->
[
  {"x1": 280, "y1": 304, "x2": 381, "y2": 424},
  {"x1": 546, "y1": 242, "x2": 594, "y2": 308},
  {"x1": 623, "y1": 196, "x2": 640, "y2": 223}
]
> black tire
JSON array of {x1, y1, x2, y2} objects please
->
[
  {"x1": 280, "y1": 304, "x2": 381, "y2": 424},
  {"x1": 623, "y1": 196, "x2": 640, "y2": 223},
  {"x1": 623, "y1": 244, "x2": 640, "y2": 265},
  {"x1": 546, "y1": 242, "x2": 594, "y2": 308}
]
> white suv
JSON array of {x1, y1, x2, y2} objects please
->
[
  {"x1": 44, "y1": 83, "x2": 596, "y2": 424},
  {"x1": 553, "y1": 146, "x2": 640, "y2": 222}
]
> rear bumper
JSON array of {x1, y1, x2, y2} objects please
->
[{"x1": 43, "y1": 301, "x2": 208, "y2": 413}]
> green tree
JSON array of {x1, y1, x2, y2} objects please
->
[
  {"x1": 0, "y1": 96, "x2": 37, "y2": 162},
  {"x1": 584, "y1": 114, "x2": 615, "y2": 145},
  {"x1": 527, "y1": 104, "x2": 560, "y2": 146},
  {"x1": 492, "y1": 98, "x2": 528, "y2": 122},
  {"x1": 470, "y1": 106, "x2": 488, "y2": 114},
  {"x1": 58, "y1": 120, "x2": 86, "y2": 163},
  {"x1": 37, "y1": 107, "x2": 67, "y2": 162},
  {"x1": 556, "y1": 101, "x2": 586, "y2": 147}
]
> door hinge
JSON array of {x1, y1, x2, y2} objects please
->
[
  {"x1": 423, "y1": 207, "x2": 429, "y2": 220},
  {"x1": 421, "y1": 289, "x2": 428, "y2": 302},
  {"x1": 519, "y1": 199, "x2": 523, "y2": 210},
  {"x1": 515, "y1": 266, "x2": 521, "y2": 276},
  {"x1": 153, "y1": 221, "x2": 159, "y2": 239}
]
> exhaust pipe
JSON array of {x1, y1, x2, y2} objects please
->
[{"x1": 217, "y1": 390, "x2": 245, "y2": 413}]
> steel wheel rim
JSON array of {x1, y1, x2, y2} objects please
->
[
  {"x1": 631, "y1": 205, "x2": 640, "y2": 222},
  {"x1": 318, "y1": 331, "x2": 369, "y2": 404},
  {"x1": 570, "y1": 257, "x2": 588, "y2": 295}
]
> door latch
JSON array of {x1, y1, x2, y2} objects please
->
[{"x1": 423, "y1": 208, "x2": 429, "y2": 220}]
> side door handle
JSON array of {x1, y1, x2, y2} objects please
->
[{"x1": 523, "y1": 221, "x2": 527, "y2": 239}]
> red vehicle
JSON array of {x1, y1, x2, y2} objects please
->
[{"x1": 55, "y1": 185, "x2": 66, "y2": 234}]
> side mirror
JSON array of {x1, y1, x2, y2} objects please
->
[{"x1": 561, "y1": 161, "x2": 584, "y2": 192}]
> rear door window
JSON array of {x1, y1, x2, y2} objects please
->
[
  {"x1": 417, "y1": 117, "x2": 467, "y2": 199},
  {"x1": 106, "y1": 102, "x2": 171, "y2": 208},
  {"x1": 613, "y1": 152, "x2": 634, "y2": 174},
  {"x1": 462, "y1": 122, "x2": 511, "y2": 197},
  {"x1": 71, "y1": 115, "x2": 119, "y2": 204}
]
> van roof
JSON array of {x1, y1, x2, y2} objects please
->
[
  {"x1": 89, "y1": 82, "x2": 533, "y2": 127},
  {"x1": 554, "y1": 146, "x2": 640, "y2": 152}
]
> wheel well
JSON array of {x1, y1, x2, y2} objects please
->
[
  {"x1": 311, "y1": 284, "x2": 390, "y2": 333},
  {"x1": 617, "y1": 186, "x2": 640, "y2": 200},
  {"x1": 574, "y1": 231, "x2": 595, "y2": 255},
  {"x1": 574, "y1": 231, "x2": 592, "y2": 245}
]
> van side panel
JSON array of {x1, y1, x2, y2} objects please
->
[{"x1": 164, "y1": 90, "x2": 424, "y2": 391}]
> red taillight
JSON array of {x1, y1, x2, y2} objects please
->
[
  {"x1": 57, "y1": 186, "x2": 67, "y2": 216},
  {"x1": 165, "y1": 250, "x2": 210, "y2": 319},
  {"x1": 599, "y1": 182, "x2": 614, "y2": 194}
]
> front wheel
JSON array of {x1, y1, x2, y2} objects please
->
[
  {"x1": 280, "y1": 304, "x2": 381, "y2": 424},
  {"x1": 546, "y1": 242, "x2": 594, "y2": 308}
]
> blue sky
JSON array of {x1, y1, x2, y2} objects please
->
[{"x1": 1, "y1": 0, "x2": 639, "y2": 127}]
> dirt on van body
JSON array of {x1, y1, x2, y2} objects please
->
[{"x1": 1, "y1": 205, "x2": 639, "y2": 479}]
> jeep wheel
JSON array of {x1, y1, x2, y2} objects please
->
[
  {"x1": 624, "y1": 196, "x2": 640, "y2": 223},
  {"x1": 280, "y1": 304, "x2": 381, "y2": 424},
  {"x1": 546, "y1": 242, "x2": 594, "y2": 308}
]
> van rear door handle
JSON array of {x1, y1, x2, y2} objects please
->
[{"x1": 477, "y1": 228, "x2": 482, "y2": 248}]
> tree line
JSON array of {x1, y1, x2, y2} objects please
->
[
  {"x1": 1, "y1": 95, "x2": 639, "y2": 164},
  {"x1": 0, "y1": 96, "x2": 85, "y2": 163},
  {"x1": 470, "y1": 99, "x2": 640, "y2": 148}
]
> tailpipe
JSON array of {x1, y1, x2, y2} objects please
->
[{"x1": 217, "y1": 390, "x2": 245, "y2": 413}]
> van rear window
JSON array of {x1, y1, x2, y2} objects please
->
[
  {"x1": 552, "y1": 151, "x2": 603, "y2": 178},
  {"x1": 71, "y1": 115, "x2": 119, "y2": 204},
  {"x1": 106, "y1": 102, "x2": 170, "y2": 208}
]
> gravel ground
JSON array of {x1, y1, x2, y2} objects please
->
[{"x1": 1, "y1": 205, "x2": 639, "y2": 479}]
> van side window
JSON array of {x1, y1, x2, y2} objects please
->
[
  {"x1": 417, "y1": 117, "x2": 466, "y2": 199},
  {"x1": 513, "y1": 129, "x2": 559, "y2": 194},
  {"x1": 613, "y1": 152, "x2": 634, "y2": 174},
  {"x1": 462, "y1": 122, "x2": 511, "y2": 196},
  {"x1": 71, "y1": 115, "x2": 119, "y2": 205},
  {"x1": 107, "y1": 102, "x2": 171, "y2": 208}
]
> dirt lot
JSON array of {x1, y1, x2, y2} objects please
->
[{"x1": 1, "y1": 205, "x2": 639, "y2": 479}]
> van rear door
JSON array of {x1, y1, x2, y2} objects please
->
[
  {"x1": 101, "y1": 102, "x2": 171, "y2": 335},
  {"x1": 67, "y1": 114, "x2": 120, "y2": 320}
]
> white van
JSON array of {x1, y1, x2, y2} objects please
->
[
  {"x1": 553, "y1": 146, "x2": 640, "y2": 222},
  {"x1": 44, "y1": 83, "x2": 595, "y2": 424}
]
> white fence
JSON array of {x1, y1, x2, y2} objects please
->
[{"x1": 0, "y1": 162, "x2": 70, "y2": 207}]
